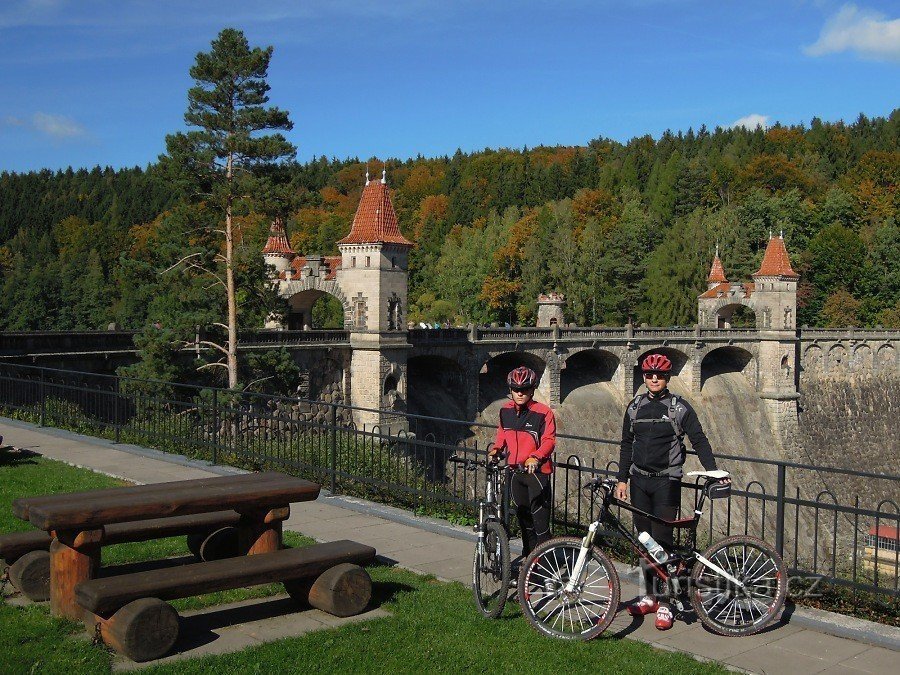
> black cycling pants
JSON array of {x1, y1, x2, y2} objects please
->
[
  {"x1": 511, "y1": 472, "x2": 552, "y2": 556},
  {"x1": 630, "y1": 474, "x2": 681, "y2": 601}
]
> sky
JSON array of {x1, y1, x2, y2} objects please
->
[{"x1": 1, "y1": 0, "x2": 898, "y2": 173}]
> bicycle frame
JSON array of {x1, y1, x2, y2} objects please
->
[{"x1": 566, "y1": 478, "x2": 743, "y2": 594}]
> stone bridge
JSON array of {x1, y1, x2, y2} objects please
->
[{"x1": 6, "y1": 325, "x2": 895, "y2": 438}]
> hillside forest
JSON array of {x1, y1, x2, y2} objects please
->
[{"x1": 0, "y1": 111, "x2": 898, "y2": 336}]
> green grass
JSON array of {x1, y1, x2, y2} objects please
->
[{"x1": 1, "y1": 452, "x2": 725, "y2": 674}]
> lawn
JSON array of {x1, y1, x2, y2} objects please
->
[{"x1": 1, "y1": 452, "x2": 725, "y2": 675}]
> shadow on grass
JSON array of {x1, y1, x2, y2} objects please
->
[{"x1": 0, "y1": 447, "x2": 39, "y2": 467}]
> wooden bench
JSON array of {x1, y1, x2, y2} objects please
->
[
  {"x1": 76, "y1": 539, "x2": 377, "y2": 662},
  {"x1": 22, "y1": 472, "x2": 320, "y2": 619},
  {"x1": 1, "y1": 511, "x2": 243, "y2": 601}
]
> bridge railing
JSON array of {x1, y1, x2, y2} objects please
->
[
  {"x1": 0, "y1": 361, "x2": 896, "y2": 602},
  {"x1": 237, "y1": 329, "x2": 350, "y2": 346},
  {"x1": 0, "y1": 330, "x2": 140, "y2": 356}
]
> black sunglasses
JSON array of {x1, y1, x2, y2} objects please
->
[
  {"x1": 509, "y1": 387, "x2": 533, "y2": 393},
  {"x1": 643, "y1": 371, "x2": 670, "y2": 378}
]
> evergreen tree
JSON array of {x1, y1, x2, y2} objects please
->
[{"x1": 161, "y1": 28, "x2": 295, "y2": 389}]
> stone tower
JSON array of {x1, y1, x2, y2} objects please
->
[
  {"x1": 751, "y1": 236, "x2": 800, "y2": 444},
  {"x1": 536, "y1": 293, "x2": 565, "y2": 327},
  {"x1": 337, "y1": 169, "x2": 414, "y2": 429},
  {"x1": 698, "y1": 235, "x2": 801, "y2": 443}
]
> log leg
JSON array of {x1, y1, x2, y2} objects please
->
[
  {"x1": 93, "y1": 599, "x2": 180, "y2": 662},
  {"x1": 238, "y1": 506, "x2": 289, "y2": 556},
  {"x1": 287, "y1": 563, "x2": 372, "y2": 617},
  {"x1": 50, "y1": 537, "x2": 99, "y2": 619},
  {"x1": 8, "y1": 550, "x2": 51, "y2": 601}
]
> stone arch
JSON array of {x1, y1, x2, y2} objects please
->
[
  {"x1": 700, "y1": 346, "x2": 756, "y2": 392},
  {"x1": 281, "y1": 278, "x2": 352, "y2": 330},
  {"x1": 709, "y1": 301, "x2": 757, "y2": 328},
  {"x1": 632, "y1": 346, "x2": 690, "y2": 395},
  {"x1": 478, "y1": 351, "x2": 547, "y2": 414},
  {"x1": 827, "y1": 344, "x2": 847, "y2": 374},
  {"x1": 875, "y1": 344, "x2": 896, "y2": 373},
  {"x1": 802, "y1": 344, "x2": 824, "y2": 377},
  {"x1": 851, "y1": 344, "x2": 873, "y2": 374},
  {"x1": 560, "y1": 349, "x2": 620, "y2": 404}
]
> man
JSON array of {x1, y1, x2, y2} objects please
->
[
  {"x1": 616, "y1": 353, "x2": 724, "y2": 630},
  {"x1": 489, "y1": 366, "x2": 556, "y2": 556}
]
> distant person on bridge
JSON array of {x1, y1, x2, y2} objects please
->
[
  {"x1": 488, "y1": 366, "x2": 556, "y2": 558},
  {"x1": 616, "y1": 353, "x2": 726, "y2": 630}
]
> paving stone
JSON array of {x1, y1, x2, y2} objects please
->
[
  {"x1": 112, "y1": 596, "x2": 388, "y2": 670},
  {"x1": 768, "y1": 629, "x2": 869, "y2": 662},
  {"x1": 835, "y1": 646, "x2": 900, "y2": 674},
  {"x1": 724, "y1": 644, "x2": 834, "y2": 675}
]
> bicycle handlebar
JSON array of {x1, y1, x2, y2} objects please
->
[{"x1": 448, "y1": 454, "x2": 531, "y2": 473}]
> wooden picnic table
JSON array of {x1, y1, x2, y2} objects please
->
[{"x1": 15, "y1": 471, "x2": 320, "y2": 619}]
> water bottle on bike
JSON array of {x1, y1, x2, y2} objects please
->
[{"x1": 638, "y1": 531, "x2": 669, "y2": 564}]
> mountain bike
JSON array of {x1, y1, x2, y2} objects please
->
[
  {"x1": 517, "y1": 470, "x2": 787, "y2": 640},
  {"x1": 448, "y1": 454, "x2": 520, "y2": 618}
]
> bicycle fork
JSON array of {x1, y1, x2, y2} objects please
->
[{"x1": 564, "y1": 521, "x2": 599, "y2": 593}]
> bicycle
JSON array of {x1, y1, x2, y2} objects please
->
[
  {"x1": 517, "y1": 470, "x2": 787, "y2": 640},
  {"x1": 448, "y1": 453, "x2": 523, "y2": 618}
]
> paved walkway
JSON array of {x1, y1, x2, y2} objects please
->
[{"x1": 2, "y1": 418, "x2": 898, "y2": 674}]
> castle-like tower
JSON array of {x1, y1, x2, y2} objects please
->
[
  {"x1": 263, "y1": 170, "x2": 413, "y2": 428},
  {"x1": 698, "y1": 235, "x2": 799, "y2": 331},
  {"x1": 338, "y1": 170, "x2": 413, "y2": 428},
  {"x1": 698, "y1": 235, "x2": 801, "y2": 440}
]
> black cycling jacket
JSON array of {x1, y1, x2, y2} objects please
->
[{"x1": 617, "y1": 389, "x2": 717, "y2": 482}]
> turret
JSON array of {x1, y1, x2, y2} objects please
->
[
  {"x1": 706, "y1": 244, "x2": 728, "y2": 290},
  {"x1": 262, "y1": 217, "x2": 295, "y2": 275}
]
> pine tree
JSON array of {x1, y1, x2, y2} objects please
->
[{"x1": 161, "y1": 28, "x2": 295, "y2": 389}]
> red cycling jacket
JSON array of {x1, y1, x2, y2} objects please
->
[{"x1": 492, "y1": 399, "x2": 556, "y2": 474}]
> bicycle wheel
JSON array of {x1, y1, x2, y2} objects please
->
[
  {"x1": 690, "y1": 534, "x2": 787, "y2": 636},
  {"x1": 518, "y1": 536, "x2": 620, "y2": 641},
  {"x1": 472, "y1": 521, "x2": 511, "y2": 618}
]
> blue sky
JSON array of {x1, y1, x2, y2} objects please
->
[{"x1": 1, "y1": 0, "x2": 898, "y2": 172}]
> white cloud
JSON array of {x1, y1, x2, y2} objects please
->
[
  {"x1": 731, "y1": 114, "x2": 769, "y2": 131},
  {"x1": 31, "y1": 112, "x2": 86, "y2": 138},
  {"x1": 805, "y1": 4, "x2": 900, "y2": 61},
  {"x1": 3, "y1": 112, "x2": 87, "y2": 139}
]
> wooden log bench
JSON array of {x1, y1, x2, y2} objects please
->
[
  {"x1": 1, "y1": 511, "x2": 243, "y2": 601},
  {"x1": 15, "y1": 471, "x2": 318, "y2": 619},
  {"x1": 76, "y1": 539, "x2": 377, "y2": 662}
]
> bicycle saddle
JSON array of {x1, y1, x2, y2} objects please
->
[{"x1": 686, "y1": 470, "x2": 730, "y2": 479}]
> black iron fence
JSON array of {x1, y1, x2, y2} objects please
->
[{"x1": 0, "y1": 362, "x2": 897, "y2": 601}]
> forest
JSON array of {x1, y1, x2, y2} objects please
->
[{"x1": 0, "y1": 110, "x2": 897, "y2": 334}]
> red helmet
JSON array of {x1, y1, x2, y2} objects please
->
[
  {"x1": 507, "y1": 366, "x2": 538, "y2": 390},
  {"x1": 641, "y1": 353, "x2": 672, "y2": 373}
]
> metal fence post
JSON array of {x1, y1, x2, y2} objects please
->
[
  {"x1": 329, "y1": 403, "x2": 337, "y2": 494},
  {"x1": 211, "y1": 388, "x2": 219, "y2": 466},
  {"x1": 39, "y1": 369, "x2": 46, "y2": 426},
  {"x1": 114, "y1": 377, "x2": 121, "y2": 444},
  {"x1": 775, "y1": 463, "x2": 786, "y2": 558}
]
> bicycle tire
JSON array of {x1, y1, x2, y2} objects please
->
[
  {"x1": 690, "y1": 534, "x2": 787, "y2": 636},
  {"x1": 518, "y1": 536, "x2": 620, "y2": 641},
  {"x1": 472, "y1": 520, "x2": 511, "y2": 619}
]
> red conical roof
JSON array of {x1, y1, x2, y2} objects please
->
[
  {"x1": 753, "y1": 235, "x2": 799, "y2": 278},
  {"x1": 707, "y1": 253, "x2": 728, "y2": 284},
  {"x1": 262, "y1": 217, "x2": 295, "y2": 256},
  {"x1": 338, "y1": 177, "x2": 413, "y2": 247}
]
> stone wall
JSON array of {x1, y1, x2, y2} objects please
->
[{"x1": 796, "y1": 374, "x2": 899, "y2": 510}]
